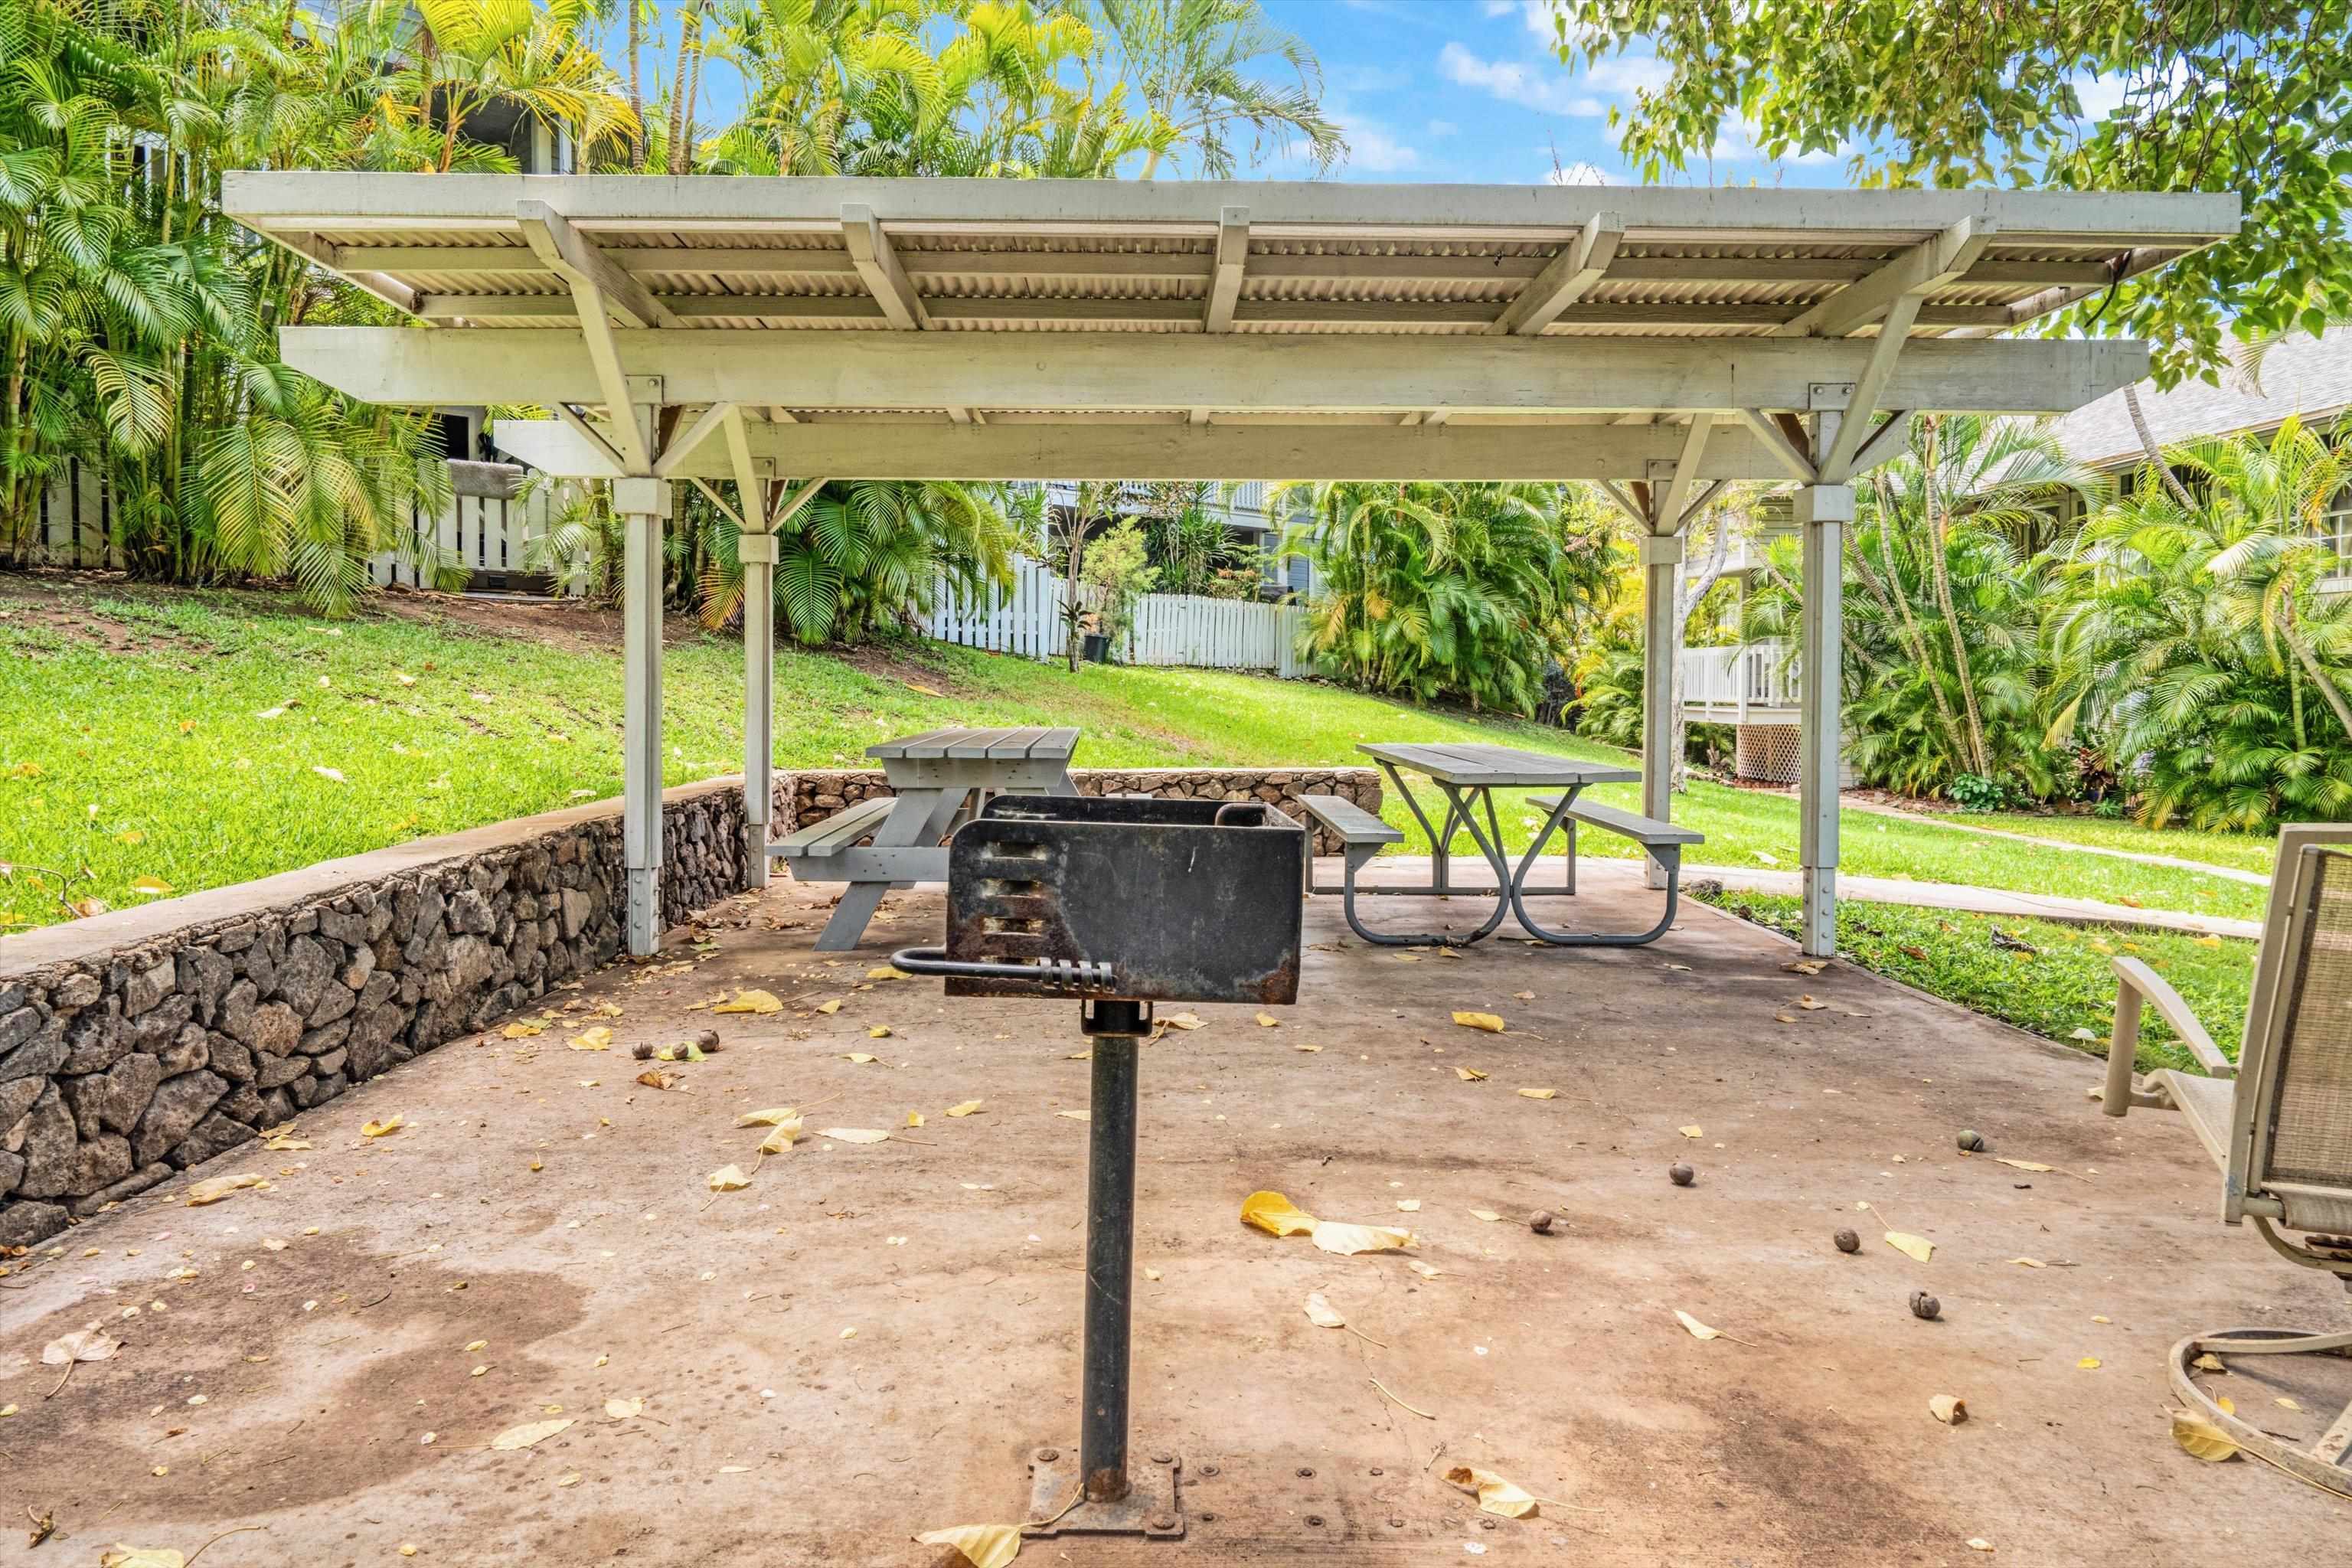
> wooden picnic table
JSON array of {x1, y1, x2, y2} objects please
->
[
  {"x1": 1351, "y1": 741, "x2": 1640, "y2": 945},
  {"x1": 782, "y1": 726, "x2": 1080, "y2": 950}
]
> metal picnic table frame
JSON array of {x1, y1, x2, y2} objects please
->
[
  {"x1": 801, "y1": 726, "x2": 1080, "y2": 950},
  {"x1": 1331, "y1": 741, "x2": 1641, "y2": 947}
]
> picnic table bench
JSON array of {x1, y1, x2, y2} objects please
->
[
  {"x1": 1296, "y1": 741, "x2": 1697, "y2": 947},
  {"x1": 776, "y1": 725, "x2": 1079, "y2": 949}
]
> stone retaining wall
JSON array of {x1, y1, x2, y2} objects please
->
[
  {"x1": 788, "y1": 766, "x2": 1384, "y2": 856},
  {"x1": 0, "y1": 776, "x2": 782, "y2": 1249}
]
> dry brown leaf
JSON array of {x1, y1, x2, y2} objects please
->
[
  {"x1": 1784, "y1": 959, "x2": 1829, "y2": 975},
  {"x1": 1442, "y1": 1465, "x2": 1537, "y2": 1518},
  {"x1": 1796, "y1": 995, "x2": 1827, "y2": 1011},
  {"x1": 635, "y1": 1070, "x2": 678, "y2": 1090},
  {"x1": 713, "y1": 989, "x2": 783, "y2": 1014},
  {"x1": 42, "y1": 1328, "x2": 121, "y2": 1366},
  {"x1": 185, "y1": 1172, "x2": 266, "y2": 1206},
  {"x1": 1452, "y1": 1011, "x2": 1507, "y2": 1034},
  {"x1": 489, "y1": 1417, "x2": 573, "y2": 1451}
]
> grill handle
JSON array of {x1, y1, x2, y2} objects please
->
[{"x1": 890, "y1": 946, "x2": 1119, "y2": 991}]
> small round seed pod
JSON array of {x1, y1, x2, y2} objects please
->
[
  {"x1": 1957, "y1": 1129, "x2": 1988, "y2": 1153},
  {"x1": 1909, "y1": 1289, "x2": 1942, "y2": 1321},
  {"x1": 696, "y1": 1028, "x2": 722, "y2": 1052},
  {"x1": 1834, "y1": 1228, "x2": 1861, "y2": 1253},
  {"x1": 1668, "y1": 1162, "x2": 1695, "y2": 1187},
  {"x1": 630, "y1": 1041, "x2": 655, "y2": 1060},
  {"x1": 1529, "y1": 1210, "x2": 1556, "y2": 1235}
]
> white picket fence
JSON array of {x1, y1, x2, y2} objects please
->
[
  {"x1": 6, "y1": 459, "x2": 570, "y2": 593},
  {"x1": 926, "y1": 554, "x2": 1311, "y2": 676}
]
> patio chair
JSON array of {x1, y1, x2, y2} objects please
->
[{"x1": 2100, "y1": 823, "x2": 2352, "y2": 1494}]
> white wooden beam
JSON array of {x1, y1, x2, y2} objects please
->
[
  {"x1": 652, "y1": 400, "x2": 737, "y2": 479},
  {"x1": 224, "y1": 172, "x2": 2239, "y2": 251},
  {"x1": 1845, "y1": 410, "x2": 1914, "y2": 476},
  {"x1": 545, "y1": 403, "x2": 629, "y2": 475},
  {"x1": 263, "y1": 231, "x2": 427, "y2": 318},
  {"x1": 1490, "y1": 211, "x2": 1623, "y2": 337},
  {"x1": 840, "y1": 202, "x2": 929, "y2": 330},
  {"x1": 769, "y1": 475, "x2": 826, "y2": 530},
  {"x1": 516, "y1": 200, "x2": 681, "y2": 331},
  {"x1": 489, "y1": 416, "x2": 1821, "y2": 482},
  {"x1": 286, "y1": 328, "x2": 2153, "y2": 420},
  {"x1": 1599, "y1": 480, "x2": 1650, "y2": 528},
  {"x1": 1775, "y1": 217, "x2": 1998, "y2": 339},
  {"x1": 1818, "y1": 301, "x2": 1923, "y2": 483},
  {"x1": 1205, "y1": 206, "x2": 1250, "y2": 332},
  {"x1": 686, "y1": 475, "x2": 750, "y2": 531},
  {"x1": 1653, "y1": 416, "x2": 1713, "y2": 534},
  {"x1": 1733, "y1": 407, "x2": 1817, "y2": 483}
]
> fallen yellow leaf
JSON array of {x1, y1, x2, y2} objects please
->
[
  {"x1": 2008, "y1": 1257, "x2": 2046, "y2": 1268},
  {"x1": 1452, "y1": 1011, "x2": 1507, "y2": 1033},
  {"x1": 1293, "y1": 1043, "x2": 1322, "y2": 1052},
  {"x1": 489, "y1": 1418, "x2": 573, "y2": 1451},
  {"x1": 1165, "y1": 1012, "x2": 1205, "y2": 1030},
  {"x1": 1675, "y1": 1309, "x2": 1724, "y2": 1341},
  {"x1": 1055, "y1": 1109, "x2": 1089, "y2": 1122},
  {"x1": 1310, "y1": 1222, "x2": 1413, "y2": 1256},
  {"x1": 1455, "y1": 1066, "x2": 1488, "y2": 1081},
  {"x1": 501, "y1": 1020, "x2": 545, "y2": 1039},
  {"x1": 868, "y1": 1025, "x2": 892, "y2": 1039},
  {"x1": 945, "y1": 1101, "x2": 985, "y2": 1117},
  {"x1": 815, "y1": 999, "x2": 843, "y2": 1015},
  {"x1": 842, "y1": 1052, "x2": 878, "y2": 1063},
  {"x1": 1884, "y1": 1231, "x2": 1935, "y2": 1263},
  {"x1": 604, "y1": 1397, "x2": 644, "y2": 1419},
  {"x1": 131, "y1": 875, "x2": 172, "y2": 897},
  {"x1": 714, "y1": 989, "x2": 783, "y2": 1014},
  {"x1": 1517, "y1": 1087, "x2": 1557, "y2": 1099},
  {"x1": 1929, "y1": 1394, "x2": 1968, "y2": 1425},
  {"x1": 759, "y1": 1118, "x2": 802, "y2": 1154},
  {"x1": 911, "y1": 1524, "x2": 1019, "y2": 1568},
  {"x1": 2171, "y1": 1413, "x2": 2239, "y2": 1462},
  {"x1": 906, "y1": 1111, "x2": 925, "y2": 1128},
  {"x1": 1303, "y1": 1292, "x2": 1346, "y2": 1328},
  {"x1": 865, "y1": 966, "x2": 901, "y2": 982},
  {"x1": 1240, "y1": 1190, "x2": 1318, "y2": 1236},
  {"x1": 737, "y1": 1108, "x2": 798, "y2": 1127},
  {"x1": 2078, "y1": 1357, "x2": 2102, "y2": 1370},
  {"x1": 1443, "y1": 1465, "x2": 1537, "y2": 1518},
  {"x1": 818, "y1": 1128, "x2": 890, "y2": 1144},
  {"x1": 1993, "y1": 1158, "x2": 2055, "y2": 1173},
  {"x1": 1256, "y1": 1012, "x2": 1280, "y2": 1027},
  {"x1": 361, "y1": 1115, "x2": 406, "y2": 1139},
  {"x1": 708, "y1": 1165, "x2": 753, "y2": 1191},
  {"x1": 1468, "y1": 1209, "x2": 1504, "y2": 1223},
  {"x1": 1678, "y1": 1125, "x2": 1704, "y2": 1138},
  {"x1": 566, "y1": 1027, "x2": 612, "y2": 1052}
]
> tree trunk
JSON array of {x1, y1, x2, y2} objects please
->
[
  {"x1": 1917, "y1": 422, "x2": 1991, "y2": 775},
  {"x1": 627, "y1": 0, "x2": 645, "y2": 172},
  {"x1": 2125, "y1": 384, "x2": 2197, "y2": 511},
  {"x1": 1668, "y1": 504, "x2": 1738, "y2": 791},
  {"x1": 1869, "y1": 477, "x2": 1970, "y2": 766},
  {"x1": 667, "y1": 0, "x2": 704, "y2": 176}
]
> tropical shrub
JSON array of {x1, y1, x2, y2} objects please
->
[{"x1": 1277, "y1": 481, "x2": 1616, "y2": 717}]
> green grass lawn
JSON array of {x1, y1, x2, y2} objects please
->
[
  {"x1": 1694, "y1": 890, "x2": 2255, "y2": 1073},
  {"x1": 0, "y1": 578, "x2": 2274, "y2": 932}
]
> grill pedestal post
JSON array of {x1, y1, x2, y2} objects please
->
[{"x1": 1024, "y1": 998, "x2": 1184, "y2": 1539}]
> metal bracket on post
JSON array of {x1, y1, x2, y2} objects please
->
[
  {"x1": 1024, "y1": 995, "x2": 1184, "y2": 1540},
  {"x1": 1808, "y1": 382, "x2": 1854, "y2": 413}
]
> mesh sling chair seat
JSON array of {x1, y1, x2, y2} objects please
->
[{"x1": 2102, "y1": 825, "x2": 2352, "y2": 1495}]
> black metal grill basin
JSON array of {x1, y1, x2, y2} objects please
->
[{"x1": 908, "y1": 794, "x2": 1305, "y2": 1004}]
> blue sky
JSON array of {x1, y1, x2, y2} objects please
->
[{"x1": 639, "y1": 0, "x2": 1877, "y2": 188}]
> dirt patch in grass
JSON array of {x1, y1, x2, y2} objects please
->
[{"x1": 0, "y1": 570, "x2": 207, "y2": 656}]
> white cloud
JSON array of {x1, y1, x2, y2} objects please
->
[
  {"x1": 1547, "y1": 160, "x2": 1613, "y2": 186},
  {"x1": 1426, "y1": 119, "x2": 1460, "y2": 139},
  {"x1": 1438, "y1": 41, "x2": 1667, "y2": 118},
  {"x1": 1344, "y1": 119, "x2": 1424, "y2": 174}
]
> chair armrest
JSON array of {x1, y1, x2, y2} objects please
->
[{"x1": 2114, "y1": 956, "x2": 2233, "y2": 1078}]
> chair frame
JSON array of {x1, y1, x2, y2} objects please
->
[{"x1": 2102, "y1": 824, "x2": 2352, "y2": 1497}]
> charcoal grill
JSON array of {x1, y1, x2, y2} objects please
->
[{"x1": 893, "y1": 793, "x2": 1305, "y2": 1538}]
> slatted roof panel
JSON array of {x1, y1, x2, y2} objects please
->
[{"x1": 230, "y1": 175, "x2": 2238, "y2": 342}]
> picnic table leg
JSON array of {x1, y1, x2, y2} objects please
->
[
  {"x1": 1510, "y1": 830, "x2": 1684, "y2": 946},
  {"x1": 815, "y1": 786, "x2": 948, "y2": 951}
]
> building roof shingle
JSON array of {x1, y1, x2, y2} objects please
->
[{"x1": 2048, "y1": 326, "x2": 2352, "y2": 469}]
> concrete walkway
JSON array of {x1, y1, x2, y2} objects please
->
[
  {"x1": 1338, "y1": 854, "x2": 2262, "y2": 940},
  {"x1": 1832, "y1": 795, "x2": 2273, "y2": 887}
]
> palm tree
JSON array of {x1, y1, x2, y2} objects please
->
[
  {"x1": 1093, "y1": 0, "x2": 1343, "y2": 177},
  {"x1": 1277, "y1": 480, "x2": 1615, "y2": 716},
  {"x1": 2049, "y1": 416, "x2": 2352, "y2": 828}
]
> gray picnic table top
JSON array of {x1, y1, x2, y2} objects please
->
[
  {"x1": 867, "y1": 726, "x2": 1080, "y2": 763},
  {"x1": 1357, "y1": 741, "x2": 1639, "y2": 789}
]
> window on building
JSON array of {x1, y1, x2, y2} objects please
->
[{"x1": 2326, "y1": 483, "x2": 2352, "y2": 567}]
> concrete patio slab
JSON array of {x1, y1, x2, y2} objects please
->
[{"x1": 2, "y1": 874, "x2": 2340, "y2": 1567}]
